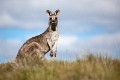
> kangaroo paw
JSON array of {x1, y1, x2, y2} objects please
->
[
  {"x1": 50, "y1": 53, "x2": 53, "y2": 57},
  {"x1": 50, "y1": 51, "x2": 53, "y2": 57}
]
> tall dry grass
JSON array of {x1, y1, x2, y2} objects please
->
[{"x1": 0, "y1": 54, "x2": 120, "y2": 80}]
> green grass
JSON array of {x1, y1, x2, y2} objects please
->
[{"x1": 0, "y1": 54, "x2": 120, "y2": 80}]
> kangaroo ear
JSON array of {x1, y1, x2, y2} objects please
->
[
  {"x1": 55, "y1": 9, "x2": 60, "y2": 16},
  {"x1": 46, "y1": 10, "x2": 52, "y2": 16}
]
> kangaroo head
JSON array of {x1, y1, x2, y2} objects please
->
[{"x1": 46, "y1": 9, "x2": 60, "y2": 31}]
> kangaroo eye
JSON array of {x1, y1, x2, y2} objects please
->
[
  {"x1": 49, "y1": 18, "x2": 52, "y2": 20},
  {"x1": 55, "y1": 17, "x2": 57, "y2": 20}
]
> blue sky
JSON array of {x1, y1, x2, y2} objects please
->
[{"x1": 0, "y1": 0, "x2": 120, "y2": 63}]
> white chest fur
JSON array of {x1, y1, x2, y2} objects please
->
[{"x1": 51, "y1": 31, "x2": 59, "y2": 45}]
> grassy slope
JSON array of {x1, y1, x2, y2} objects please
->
[{"x1": 0, "y1": 54, "x2": 120, "y2": 80}]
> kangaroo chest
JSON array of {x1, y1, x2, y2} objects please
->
[{"x1": 50, "y1": 31, "x2": 59, "y2": 46}]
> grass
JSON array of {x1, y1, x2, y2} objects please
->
[{"x1": 0, "y1": 54, "x2": 120, "y2": 80}]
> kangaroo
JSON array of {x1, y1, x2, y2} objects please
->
[{"x1": 16, "y1": 9, "x2": 60, "y2": 60}]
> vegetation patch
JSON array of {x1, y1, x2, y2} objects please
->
[{"x1": 0, "y1": 54, "x2": 120, "y2": 80}]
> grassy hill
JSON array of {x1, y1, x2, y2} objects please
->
[{"x1": 0, "y1": 54, "x2": 120, "y2": 80}]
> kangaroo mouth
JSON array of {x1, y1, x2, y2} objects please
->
[
  {"x1": 51, "y1": 21, "x2": 57, "y2": 25},
  {"x1": 52, "y1": 21, "x2": 56, "y2": 23},
  {"x1": 51, "y1": 21, "x2": 57, "y2": 26}
]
